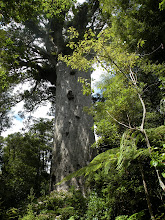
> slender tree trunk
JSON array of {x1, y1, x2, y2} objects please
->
[
  {"x1": 50, "y1": 62, "x2": 95, "y2": 192},
  {"x1": 139, "y1": 164, "x2": 156, "y2": 220},
  {"x1": 132, "y1": 72, "x2": 165, "y2": 192}
]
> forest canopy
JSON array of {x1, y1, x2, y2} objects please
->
[{"x1": 0, "y1": 0, "x2": 165, "y2": 220}]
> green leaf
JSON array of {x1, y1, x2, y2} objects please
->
[
  {"x1": 162, "y1": 172, "x2": 165, "y2": 178},
  {"x1": 150, "y1": 160, "x2": 158, "y2": 167}
]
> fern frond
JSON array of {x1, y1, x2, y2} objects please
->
[
  {"x1": 56, "y1": 148, "x2": 119, "y2": 186},
  {"x1": 117, "y1": 129, "x2": 149, "y2": 170}
]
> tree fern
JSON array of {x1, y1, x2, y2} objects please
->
[
  {"x1": 117, "y1": 129, "x2": 150, "y2": 171},
  {"x1": 57, "y1": 128, "x2": 150, "y2": 186}
]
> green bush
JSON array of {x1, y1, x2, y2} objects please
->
[
  {"x1": 115, "y1": 216, "x2": 128, "y2": 220},
  {"x1": 85, "y1": 191, "x2": 108, "y2": 220},
  {"x1": 20, "y1": 189, "x2": 87, "y2": 220},
  {"x1": 20, "y1": 204, "x2": 36, "y2": 220},
  {"x1": 5, "y1": 207, "x2": 20, "y2": 220},
  {"x1": 115, "y1": 211, "x2": 144, "y2": 220}
]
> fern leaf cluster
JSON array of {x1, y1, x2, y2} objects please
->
[
  {"x1": 57, "y1": 148, "x2": 119, "y2": 185},
  {"x1": 117, "y1": 129, "x2": 150, "y2": 171}
]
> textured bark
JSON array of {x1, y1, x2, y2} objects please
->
[{"x1": 50, "y1": 62, "x2": 95, "y2": 191}]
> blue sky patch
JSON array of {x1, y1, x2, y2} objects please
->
[{"x1": 14, "y1": 114, "x2": 23, "y2": 121}]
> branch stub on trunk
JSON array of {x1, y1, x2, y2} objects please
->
[{"x1": 67, "y1": 90, "x2": 74, "y2": 100}]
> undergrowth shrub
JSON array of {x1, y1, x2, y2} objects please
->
[
  {"x1": 85, "y1": 191, "x2": 108, "y2": 220},
  {"x1": 115, "y1": 211, "x2": 144, "y2": 220},
  {"x1": 20, "y1": 188, "x2": 87, "y2": 220}
]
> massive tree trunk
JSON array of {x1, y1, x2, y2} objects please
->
[{"x1": 50, "y1": 62, "x2": 95, "y2": 192}]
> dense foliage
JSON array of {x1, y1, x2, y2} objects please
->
[
  {"x1": 59, "y1": 0, "x2": 165, "y2": 219},
  {"x1": 0, "y1": 118, "x2": 53, "y2": 219},
  {"x1": 0, "y1": 0, "x2": 165, "y2": 219}
]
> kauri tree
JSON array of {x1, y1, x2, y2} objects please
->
[{"x1": 0, "y1": 0, "x2": 105, "y2": 191}]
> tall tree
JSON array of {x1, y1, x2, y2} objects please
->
[
  {"x1": 0, "y1": 0, "x2": 103, "y2": 191},
  {"x1": 58, "y1": 1, "x2": 165, "y2": 218},
  {"x1": 0, "y1": 30, "x2": 14, "y2": 133}
]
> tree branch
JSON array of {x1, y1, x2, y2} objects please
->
[{"x1": 106, "y1": 110, "x2": 135, "y2": 130}]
